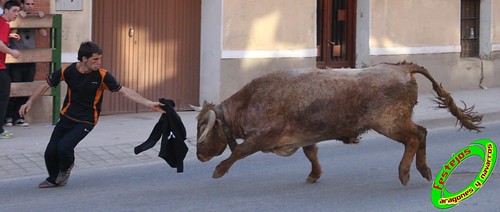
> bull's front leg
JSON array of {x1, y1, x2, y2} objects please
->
[
  {"x1": 213, "y1": 140, "x2": 259, "y2": 178},
  {"x1": 302, "y1": 144, "x2": 322, "y2": 183}
]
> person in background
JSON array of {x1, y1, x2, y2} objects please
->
[
  {"x1": 4, "y1": 0, "x2": 47, "y2": 127},
  {"x1": 20, "y1": 41, "x2": 165, "y2": 188},
  {"x1": 0, "y1": 0, "x2": 21, "y2": 139},
  {"x1": 4, "y1": 0, "x2": 48, "y2": 127},
  {"x1": 0, "y1": 0, "x2": 10, "y2": 14}
]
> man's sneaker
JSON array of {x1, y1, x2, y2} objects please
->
[
  {"x1": 0, "y1": 131, "x2": 13, "y2": 139},
  {"x1": 3, "y1": 118, "x2": 12, "y2": 127},
  {"x1": 55, "y1": 163, "x2": 74, "y2": 185},
  {"x1": 14, "y1": 119, "x2": 29, "y2": 127},
  {"x1": 38, "y1": 180, "x2": 60, "y2": 188}
]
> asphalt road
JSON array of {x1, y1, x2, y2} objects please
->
[{"x1": 0, "y1": 122, "x2": 499, "y2": 212}]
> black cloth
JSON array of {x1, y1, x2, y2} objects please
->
[{"x1": 134, "y1": 98, "x2": 188, "y2": 172}]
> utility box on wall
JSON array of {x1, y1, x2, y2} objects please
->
[{"x1": 55, "y1": 0, "x2": 83, "y2": 11}]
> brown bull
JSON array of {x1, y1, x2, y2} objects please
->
[{"x1": 195, "y1": 62, "x2": 482, "y2": 186}]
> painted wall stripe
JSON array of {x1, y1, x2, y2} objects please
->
[
  {"x1": 370, "y1": 45, "x2": 461, "y2": 56},
  {"x1": 492, "y1": 44, "x2": 500, "y2": 52},
  {"x1": 221, "y1": 48, "x2": 317, "y2": 59}
]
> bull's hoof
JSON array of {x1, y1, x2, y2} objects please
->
[
  {"x1": 212, "y1": 169, "x2": 226, "y2": 179},
  {"x1": 306, "y1": 175, "x2": 320, "y2": 183},
  {"x1": 418, "y1": 167, "x2": 432, "y2": 181},
  {"x1": 399, "y1": 173, "x2": 410, "y2": 186},
  {"x1": 340, "y1": 137, "x2": 360, "y2": 144},
  {"x1": 306, "y1": 171, "x2": 322, "y2": 183}
]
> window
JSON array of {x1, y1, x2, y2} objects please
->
[{"x1": 461, "y1": 0, "x2": 480, "y2": 57}]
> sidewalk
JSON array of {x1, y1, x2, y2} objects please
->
[{"x1": 1, "y1": 87, "x2": 499, "y2": 180}]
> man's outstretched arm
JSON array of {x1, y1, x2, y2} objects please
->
[{"x1": 118, "y1": 86, "x2": 165, "y2": 113}]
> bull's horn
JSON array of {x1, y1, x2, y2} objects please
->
[
  {"x1": 189, "y1": 104, "x2": 202, "y2": 112},
  {"x1": 198, "y1": 110, "x2": 216, "y2": 143}
]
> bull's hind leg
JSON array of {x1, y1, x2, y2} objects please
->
[
  {"x1": 302, "y1": 144, "x2": 322, "y2": 183},
  {"x1": 416, "y1": 125, "x2": 432, "y2": 181},
  {"x1": 373, "y1": 121, "x2": 423, "y2": 186}
]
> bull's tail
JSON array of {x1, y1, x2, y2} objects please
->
[{"x1": 410, "y1": 65, "x2": 483, "y2": 132}]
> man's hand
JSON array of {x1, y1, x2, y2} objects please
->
[
  {"x1": 10, "y1": 49, "x2": 21, "y2": 58},
  {"x1": 18, "y1": 84, "x2": 50, "y2": 118},
  {"x1": 9, "y1": 33, "x2": 20, "y2": 41},
  {"x1": 19, "y1": 102, "x2": 31, "y2": 118},
  {"x1": 36, "y1": 11, "x2": 45, "y2": 18},
  {"x1": 19, "y1": 10, "x2": 27, "y2": 18},
  {"x1": 148, "y1": 101, "x2": 165, "y2": 113}
]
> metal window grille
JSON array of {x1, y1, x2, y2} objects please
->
[{"x1": 460, "y1": 0, "x2": 480, "y2": 57}]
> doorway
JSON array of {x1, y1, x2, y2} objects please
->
[
  {"x1": 317, "y1": 0, "x2": 357, "y2": 68},
  {"x1": 92, "y1": 0, "x2": 201, "y2": 114}
]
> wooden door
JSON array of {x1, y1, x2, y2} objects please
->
[
  {"x1": 317, "y1": 0, "x2": 356, "y2": 68},
  {"x1": 92, "y1": 0, "x2": 201, "y2": 114}
]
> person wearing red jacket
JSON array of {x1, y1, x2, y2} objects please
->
[{"x1": 0, "y1": 0, "x2": 21, "y2": 139}]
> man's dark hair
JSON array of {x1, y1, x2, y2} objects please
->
[
  {"x1": 4, "y1": 0, "x2": 21, "y2": 10},
  {"x1": 78, "y1": 41, "x2": 103, "y2": 61}
]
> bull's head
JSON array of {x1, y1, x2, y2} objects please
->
[{"x1": 194, "y1": 102, "x2": 228, "y2": 162}]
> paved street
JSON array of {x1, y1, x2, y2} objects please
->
[
  {"x1": 0, "y1": 121, "x2": 499, "y2": 211},
  {"x1": 0, "y1": 112, "x2": 199, "y2": 180}
]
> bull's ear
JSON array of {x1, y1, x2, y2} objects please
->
[{"x1": 189, "y1": 104, "x2": 202, "y2": 112}]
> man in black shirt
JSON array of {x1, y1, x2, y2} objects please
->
[{"x1": 20, "y1": 41, "x2": 165, "y2": 188}]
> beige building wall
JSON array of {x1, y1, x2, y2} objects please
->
[
  {"x1": 370, "y1": 0, "x2": 459, "y2": 50},
  {"x1": 50, "y1": 0, "x2": 92, "y2": 63},
  {"x1": 368, "y1": 0, "x2": 500, "y2": 93},
  {"x1": 200, "y1": 0, "x2": 317, "y2": 103},
  {"x1": 492, "y1": 0, "x2": 500, "y2": 91},
  {"x1": 203, "y1": 0, "x2": 500, "y2": 103},
  {"x1": 491, "y1": 0, "x2": 500, "y2": 55},
  {"x1": 491, "y1": 0, "x2": 500, "y2": 44},
  {"x1": 223, "y1": 0, "x2": 314, "y2": 50},
  {"x1": 215, "y1": 0, "x2": 317, "y2": 101}
]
